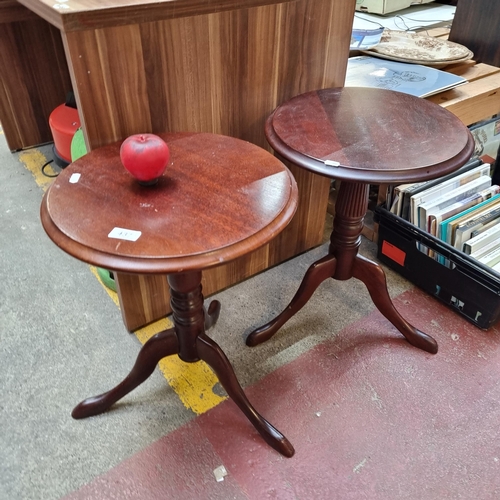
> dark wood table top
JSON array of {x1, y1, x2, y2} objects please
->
[
  {"x1": 41, "y1": 132, "x2": 298, "y2": 274},
  {"x1": 265, "y1": 87, "x2": 475, "y2": 184}
]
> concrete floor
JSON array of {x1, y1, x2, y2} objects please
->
[{"x1": 1, "y1": 127, "x2": 500, "y2": 500}]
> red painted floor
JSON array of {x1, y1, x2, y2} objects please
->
[{"x1": 64, "y1": 287, "x2": 500, "y2": 500}]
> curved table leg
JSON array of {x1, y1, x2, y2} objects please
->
[
  {"x1": 204, "y1": 300, "x2": 221, "y2": 331},
  {"x1": 352, "y1": 254, "x2": 438, "y2": 354},
  {"x1": 246, "y1": 254, "x2": 337, "y2": 347},
  {"x1": 197, "y1": 333, "x2": 295, "y2": 458},
  {"x1": 72, "y1": 328, "x2": 179, "y2": 419}
]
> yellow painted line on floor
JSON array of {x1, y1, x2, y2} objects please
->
[
  {"x1": 19, "y1": 148, "x2": 226, "y2": 415},
  {"x1": 18, "y1": 149, "x2": 58, "y2": 192}
]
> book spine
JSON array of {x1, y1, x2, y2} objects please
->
[
  {"x1": 430, "y1": 188, "x2": 497, "y2": 233},
  {"x1": 418, "y1": 177, "x2": 492, "y2": 229},
  {"x1": 463, "y1": 223, "x2": 500, "y2": 255},
  {"x1": 459, "y1": 204, "x2": 500, "y2": 229},
  {"x1": 410, "y1": 164, "x2": 490, "y2": 225},
  {"x1": 454, "y1": 209, "x2": 500, "y2": 251},
  {"x1": 471, "y1": 217, "x2": 500, "y2": 238},
  {"x1": 470, "y1": 237, "x2": 500, "y2": 260},
  {"x1": 478, "y1": 245, "x2": 500, "y2": 268},
  {"x1": 443, "y1": 194, "x2": 500, "y2": 247}
]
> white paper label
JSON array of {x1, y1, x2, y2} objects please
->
[
  {"x1": 324, "y1": 160, "x2": 340, "y2": 167},
  {"x1": 108, "y1": 227, "x2": 142, "y2": 241},
  {"x1": 69, "y1": 173, "x2": 81, "y2": 183}
]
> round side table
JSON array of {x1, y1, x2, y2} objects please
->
[
  {"x1": 246, "y1": 87, "x2": 475, "y2": 353},
  {"x1": 41, "y1": 132, "x2": 298, "y2": 457}
]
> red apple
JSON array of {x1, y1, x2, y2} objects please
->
[{"x1": 120, "y1": 134, "x2": 170, "y2": 185}]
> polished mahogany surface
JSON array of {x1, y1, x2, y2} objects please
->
[
  {"x1": 41, "y1": 132, "x2": 297, "y2": 275},
  {"x1": 266, "y1": 87, "x2": 475, "y2": 184},
  {"x1": 41, "y1": 132, "x2": 298, "y2": 457},
  {"x1": 248, "y1": 87, "x2": 475, "y2": 354}
]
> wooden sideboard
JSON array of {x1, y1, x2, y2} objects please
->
[{"x1": 3, "y1": 0, "x2": 357, "y2": 330}]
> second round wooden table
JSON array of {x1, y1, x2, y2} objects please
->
[{"x1": 247, "y1": 87, "x2": 475, "y2": 353}]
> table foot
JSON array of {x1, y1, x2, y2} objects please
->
[
  {"x1": 72, "y1": 328, "x2": 179, "y2": 419},
  {"x1": 204, "y1": 300, "x2": 221, "y2": 331},
  {"x1": 352, "y1": 254, "x2": 438, "y2": 354},
  {"x1": 197, "y1": 333, "x2": 295, "y2": 457},
  {"x1": 246, "y1": 254, "x2": 337, "y2": 347}
]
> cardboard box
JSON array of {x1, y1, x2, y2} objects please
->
[{"x1": 355, "y1": 0, "x2": 434, "y2": 15}]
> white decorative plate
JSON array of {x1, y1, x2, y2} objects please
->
[
  {"x1": 362, "y1": 30, "x2": 473, "y2": 63},
  {"x1": 360, "y1": 48, "x2": 474, "y2": 68}
]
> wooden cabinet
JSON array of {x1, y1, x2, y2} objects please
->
[
  {"x1": 0, "y1": 1, "x2": 72, "y2": 151},
  {"x1": 9, "y1": 0, "x2": 357, "y2": 330}
]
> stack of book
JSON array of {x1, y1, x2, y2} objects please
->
[{"x1": 388, "y1": 158, "x2": 500, "y2": 271}]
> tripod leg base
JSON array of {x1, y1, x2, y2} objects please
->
[
  {"x1": 72, "y1": 328, "x2": 179, "y2": 419},
  {"x1": 353, "y1": 254, "x2": 438, "y2": 354},
  {"x1": 246, "y1": 254, "x2": 336, "y2": 347},
  {"x1": 197, "y1": 334, "x2": 295, "y2": 457}
]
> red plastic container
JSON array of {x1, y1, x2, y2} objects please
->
[{"x1": 49, "y1": 104, "x2": 81, "y2": 163}]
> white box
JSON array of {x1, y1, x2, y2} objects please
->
[{"x1": 355, "y1": 0, "x2": 435, "y2": 15}]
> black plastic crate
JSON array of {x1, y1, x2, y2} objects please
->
[{"x1": 375, "y1": 206, "x2": 500, "y2": 329}]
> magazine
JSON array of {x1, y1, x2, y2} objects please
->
[{"x1": 345, "y1": 56, "x2": 467, "y2": 98}]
